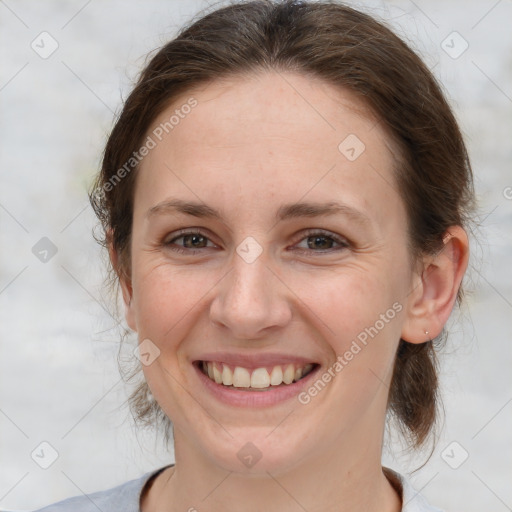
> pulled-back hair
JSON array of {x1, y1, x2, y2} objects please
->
[{"x1": 89, "y1": 0, "x2": 475, "y2": 450}]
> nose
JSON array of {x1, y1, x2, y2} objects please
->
[{"x1": 209, "y1": 252, "x2": 292, "y2": 340}]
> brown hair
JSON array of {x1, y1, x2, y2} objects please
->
[{"x1": 89, "y1": 0, "x2": 475, "y2": 451}]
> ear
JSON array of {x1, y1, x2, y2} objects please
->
[
  {"x1": 401, "y1": 225, "x2": 469, "y2": 343},
  {"x1": 107, "y1": 228, "x2": 137, "y2": 332}
]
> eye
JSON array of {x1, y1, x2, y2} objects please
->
[
  {"x1": 291, "y1": 229, "x2": 350, "y2": 255},
  {"x1": 163, "y1": 228, "x2": 349, "y2": 256},
  {"x1": 163, "y1": 230, "x2": 216, "y2": 255}
]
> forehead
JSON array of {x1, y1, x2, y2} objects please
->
[
  {"x1": 135, "y1": 70, "x2": 403, "y2": 227},
  {"x1": 158, "y1": 70, "x2": 387, "y2": 152}
]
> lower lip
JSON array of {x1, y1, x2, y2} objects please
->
[{"x1": 193, "y1": 361, "x2": 321, "y2": 408}]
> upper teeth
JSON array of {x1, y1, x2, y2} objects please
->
[{"x1": 202, "y1": 361, "x2": 314, "y2": 388}]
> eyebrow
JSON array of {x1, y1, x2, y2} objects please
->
[{"x1": 146, "y1": 198, "x2": 372, "y2": 227}]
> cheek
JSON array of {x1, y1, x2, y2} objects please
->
[
  {"x1": 292, "y1": 264, "x2": 402, "y2": 338},
  {"x1": 131, "y1": 262, "x2": 217, "y2": 345},
  {"x1": 288, "y1": 261, "x2": 409, "y2": 398},
  {"x1": 296, "y1": 268, "x2": 405, "y2": 404}
]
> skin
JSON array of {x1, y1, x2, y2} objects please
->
[{"x1": 110, "y1": 70, "x2": 469, "y2": 512}]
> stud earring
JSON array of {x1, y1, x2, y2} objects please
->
[{"x1": 425, "y1": 330, "x2": 431, "y2": 342}]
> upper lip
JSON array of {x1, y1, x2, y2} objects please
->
[{"x1": 194, "y1": 352, "x2": 318, "y2": 370}]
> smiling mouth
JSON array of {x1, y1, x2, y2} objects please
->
[{"x1": 194, "y1": 360, "x2": 319, "y2": 391}]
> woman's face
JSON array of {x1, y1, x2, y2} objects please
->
[{"x1": 122, "y1": 71, "x2": 418, "y2": 473}]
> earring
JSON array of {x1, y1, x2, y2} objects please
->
[{"x1": 425, "y1": 330, "x2": 431, "y2": 342}]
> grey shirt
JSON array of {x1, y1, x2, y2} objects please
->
[{"x1": 32, "y1": 465, "x2": 443, "y2": 512}]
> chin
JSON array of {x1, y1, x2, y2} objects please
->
[{"x1": 197, "y1": 426, "x2": 312, "y2": 476}]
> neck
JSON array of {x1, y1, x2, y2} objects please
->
[{"x1": 144, "y1": 413, "x2": 402, "y2": 512}]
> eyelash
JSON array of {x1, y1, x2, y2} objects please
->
[{"x1": 162, "y1": 229, "x2": 350, "y2": 256}]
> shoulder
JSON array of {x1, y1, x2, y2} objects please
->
[
  {"x1": 31, "y1": 466, "x2": 172, "y2": 512},
  {"x1": 383, "y1": 467, "x2": 444, "y2": 512}
]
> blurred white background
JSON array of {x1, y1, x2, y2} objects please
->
[{"x1": 0, "y1": 0, "x2": 511, "y2": 510}]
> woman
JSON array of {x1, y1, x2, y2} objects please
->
[{"x1": 35, "y1": 0, "x2": 474, "y2": 510}]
